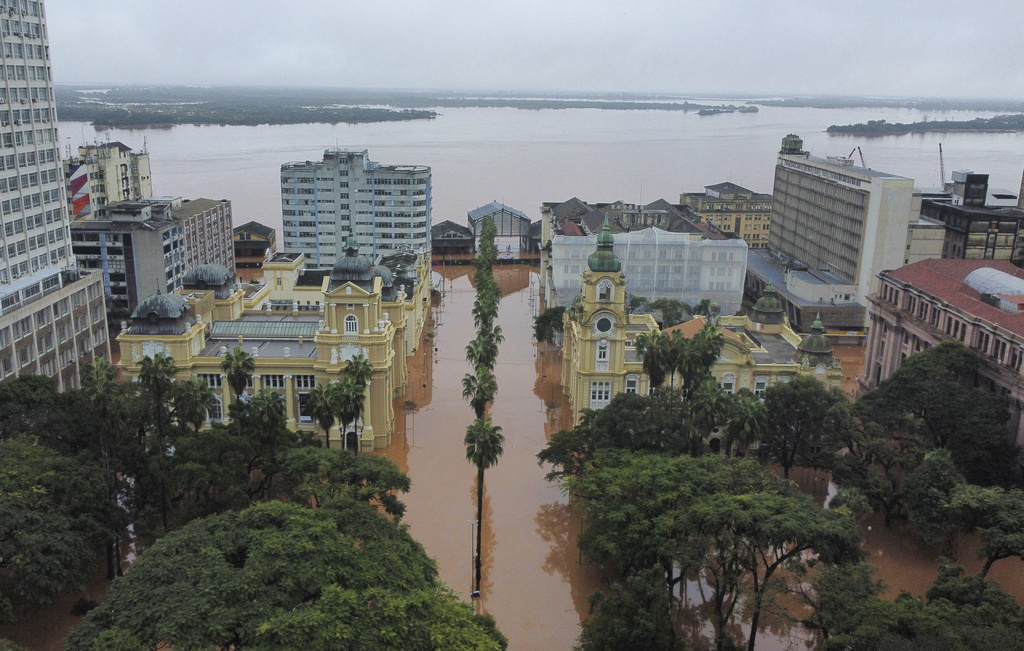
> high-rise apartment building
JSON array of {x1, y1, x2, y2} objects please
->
[
  {"x1": 0, "y1": 0, "x2": 111, "y2": 386},
  {"x1": 769, "y1": 134, "x2": 915, "y2": 308},
  {"x1": 281, "y1": 149, "x2": 431, "y2": 267},
  {"x1": 64, "y1": 141, "x2": 153, "y2": 219}
]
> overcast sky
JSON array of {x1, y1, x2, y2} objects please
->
[{"x1": 45, "y1": 0, "x2": 1024, "y2": 99}]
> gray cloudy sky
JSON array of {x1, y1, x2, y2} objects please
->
[{"x1": 45, "y1": 0, "x2": 1024, "y2": 98}]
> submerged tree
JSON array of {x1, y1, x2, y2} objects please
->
[{"x1": 465, "y1": 418, "x2": 504, "y2": 594}]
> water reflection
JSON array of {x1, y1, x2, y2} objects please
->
[{"x1": 383, "y1": 266, "x2": 605, "y2": 650}]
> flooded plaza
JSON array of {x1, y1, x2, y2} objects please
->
[{"x1": 383, "y1": 264, "x2": 605, "y2": 651}]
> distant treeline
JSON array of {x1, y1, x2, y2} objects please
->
[
  {"x1": 826, "y1": 114, "x2": 1024, "y2": 135},
  {"x1": 757, "y1": 96, "x2": 1024, "y2": 112},
  {"x1": 54, "y1": 85, "x2": 760, "y2": 127}
]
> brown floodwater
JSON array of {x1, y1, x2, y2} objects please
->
[
  {"x1": 6, "y1": 265, "x2": 1023, "y2": 650},
  {"x1": 383, "y1": 265, "x2": 606, "y2": 651}
]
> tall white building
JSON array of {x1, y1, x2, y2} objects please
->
[
  {"x1": 0, "y1": 0, "x2": 111, "y2": 387},
  {"x1": 64, "y1": 141, "x2": 153, "y2": 219},
  {"x1": 769, "y1": 134, "x2": 916, "y2": 308},
  {"x1": 281, "y1": 149, "x2": 431, "y2": 267}
]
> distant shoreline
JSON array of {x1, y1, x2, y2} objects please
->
[
  {"x1": 827, "y1": 114, "x2": 1024, "y2": 136},
  {"x1": 54, "y1": 86, "x2": 1024, "y2": 129}
]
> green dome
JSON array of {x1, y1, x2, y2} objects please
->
[
  {"x1": 330, "y1": 237, "x2": 373, "y2": 284},
  {"x1": 749, "y1": 282, "x2": 785, "y2": 324},
  {"x1": 587, "y1": 216, "x2": 621, "y2": 273},
  {"x1": 798, "y1": 314, "x2": 833, "y2": 365}
]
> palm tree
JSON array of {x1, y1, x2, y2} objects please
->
[
  {"x1": 138, "y1": 352, "x2": 178, "y2": 528},
  {"x1": 466, "y1": 334, "x2": 499, "y2": 371},
  {"x1": 465, "y1": 417, "x2": 504, "y2": 594},
  {"x1": 333, "y1": 377, "x2": 365, "y2": 452},
  {"x1": 462, "y1": 366, "x2": 498, "y2": 419},
  {"x1": 691, "y1": 379, "x2": 733, "y2": 441},
  {"x1": 221, "y1": 346, "x2": 255, "y2": 401},
  {"x1": 343, "y1": 352, "x2": 373, "y2": 389},
  {"x1": 139, "y1": 352, "x2": 177, "y2": 437},
  {"x1": 81, "y1": 358, "x2": 125, "y2": 578},
  {"x1": 305, "y1": 383, "x2": 336, "y2": 445},
  {"x1": 635, "y1": 331, "x2": 671, "y2": 389},
  {"x1": 172, "y1": 376, "x2": 217, "y2": 432},
  {"x1": 725, "y1": 394, "x2": 768, "y2": 457},
  {"x1": 676, "y1": 323, "x2": 726, "y2": 400}
]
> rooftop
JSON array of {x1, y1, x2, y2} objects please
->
[
  {"x1": 780, "y1": 152, "x2": 908, "y2": 180},
  {"x1": 884, "y1": 259, "x2": 1024, "y2": 338},
  {"x1": 747, "y1": 250, "x2": 862, "y2": 307},
  {"x1": 234, "y1": 220, "x2": 275, "y2": 239}
]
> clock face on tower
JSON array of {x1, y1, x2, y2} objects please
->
[{"x1": 596, "y1": 316, "x2": 613, "y2": 333}]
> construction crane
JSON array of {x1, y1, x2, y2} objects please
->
[
  {"x1": 939, "y1": 143, "x2": 946, "y2": 189},
  {"x1": 848, "y1": 147, "x2": 866, "y2": 167}
]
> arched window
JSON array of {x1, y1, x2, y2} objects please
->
[
  {"x1": 344, "y1": 314, "x2": 358, "y2": 334},
  {"x1": 208, "y1": 395, "x2": 223, "y2": 422},
  {"x1": 625, "y1": 374, "x2": 638, "y2": 394},
  {"x1": 754, "y1": 376, "x2": 768, "y2": 397},
  {"x1": 597, "y1": 341, "x2": 609, "y2": 361},
  {"x1": 720, "y1": 373, "x2": 736, "y2": 394},
  {"x1": 597, "y1": 279, "x2": 613, "y2": 302}
]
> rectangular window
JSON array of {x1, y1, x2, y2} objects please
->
[
  {"x1": 200, "y1": 373, "x2": 223, "y2": 388},
  {"x1": 294, "y1": 375, "x2": 316, "y2": 389},
  {"x1": 589, "y1": 381, "x2": 611, "y2": 409},
  {"x1": 263, "y1": 374, "x2": 286, "y2": 389}
]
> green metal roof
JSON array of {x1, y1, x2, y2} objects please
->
[{"x1": 211, "y1": 320, "x2": 319, "y2": 338}]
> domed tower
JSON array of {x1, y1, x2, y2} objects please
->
[
  {"x1": 128, "y1": 293, "x2": 193, "y2": 336},
  {"x1": 745, "y1": 282, "x2": 786, "y2": 333},
  {"x1": 797, "y1": 314, "x2": 834, "y2": 367},
  {"x1": 182, "y1": 264, "x2": 235, "y2": 299},
  {"x1": 328, "y1": 237, "x2": 375, "y2": 292},
  {"x1": 563, "y1": 215, "x2": 629, "y2": 420}
]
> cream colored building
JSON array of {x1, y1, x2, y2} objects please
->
[
  {"x1": 562, "y1": 224, "x2": 841, "y2": 427},
  {"x1": 117, "y1": 240, "x2": 431, "y2": 451},
  {"x1": 680, "y1": 182, "x2": 773, "y2": 249}
]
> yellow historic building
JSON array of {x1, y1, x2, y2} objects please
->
[
  {"x1": 562, "y1": 224, "x2": 841, "y2": 423},
  {"x1": 117, "y1": 239, "x2": 432, "y2": 451}
]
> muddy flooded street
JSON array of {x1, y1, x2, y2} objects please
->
[{"x1": 384, "y1": 265, "x2": 604, "y2": 651}]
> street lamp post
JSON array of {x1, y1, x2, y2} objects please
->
[{"x1": 469, "y1": 519, "x2": 480, "y2": 598}]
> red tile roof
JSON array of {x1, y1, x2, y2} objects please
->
[{"x1": 885, "y1": 259, "x2": 1024, "y2": 336}]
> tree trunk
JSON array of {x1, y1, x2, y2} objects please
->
[
  {"x1": 981, "y1": 557, "x2": 996, "y2": 577},
  {"x1": 475, "y1": 465, "x2": 484, "y2": 593},
  {"x1": 747, "y1": 591, "x2": 764, "y2": 651}
]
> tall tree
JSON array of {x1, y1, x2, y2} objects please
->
[
  {"x1": 724, "y1": 392, "x2": 767, "y2": 457},
  {"x1": 465, "y1": 418, "x2": 504, "y2": 594},
  {"x1": 857, "y1": 340, "x2": 1016, "y2": 485},
  {"x1": 635, "y1": 331, "x2": 671, "y2": 388},
  {"x1": 761, "y1": 375, "x2": 849, "y2": 479},
  {"x1": 66, "y1": 500, "x2": 507, "y2": 651},
  {"x1": 462, "y1": 366, "x2": 498, "y2": 420},
  {"x1": 305, "y1": 383, "x2": 337, "y2": 444},
  {"x1": 139, "y1": 352, "x2": 179, "y2": 527},
  {"x1": 221, "y1": 346, "x2": 255, "y2": 402},
  {"x1": 533, "y1": 305, "x2": 566, "y2": 345},
  {"x1": 332, "y1": 377, "x2": 365, "y2": 451},
  {"x1": 172, "y1": 376, "x2": 217, "y2": 432},
  {"x1": 689, "y1": 379, "x2": 732, "y2": 438}
]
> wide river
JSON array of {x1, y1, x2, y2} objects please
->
[{"x1": 65, "y1": 104, "x2": 1024, "y2": 236}]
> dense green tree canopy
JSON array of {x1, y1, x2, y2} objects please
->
[
  {"x1": 66, "y1": 500, "x2": 506, "y2": 651},
  {"x1": 761, "y1": 375, "x2": 850, "y2": 478}
]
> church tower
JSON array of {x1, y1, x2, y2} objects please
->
[{"x1": 562, "y1": 217, "x2": 631, "y2": 420}]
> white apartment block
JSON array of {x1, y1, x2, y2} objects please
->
[
  {"x1": 0, "y1": 0, "x2": 111, "y2": 386},
  {"x1": 281, "y1": 149, "x2": 431, "y2": 267},
  {"x1": 548, "y1": 228, "x2": 748, "y2": 315},
  {"x1": 770, "y1": 135, "x2": 916, "y2": 308}
]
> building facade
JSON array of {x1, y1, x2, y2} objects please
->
[
  {"x1": 541, "y1": 197, "x2": 746, "y2": 314},
  {"x1": 562, "y1": 224, "x2": 840, "y2": 427},
  {"x1": 117, "y1": 241, "x2": 432, "y2": 451},
  {"x1": 863, "y1": 258, "x2": 1024, "y2": 445},
  {"x1": 0, "y1": 268, "x2": 109, "y2": 389},
  {"x1": 234, "y1": 220, "x2": 276, "y2": 282},
  {"x1": 769, "y1": 135, "x2": 916, "y2": 312},
  {"x1": 0, "y1": 0, "x2": 111, "y2": 386},
  {"x1": 681, "y1": 182, "x2": 773, "y2": 249},
  {"x1": 281, "y1": 149, "x2": 431, "y2": 267},
  {"x1": 64, "y1": 141, "x2": 152, "y2": 219},
  {"x1": 71, "y1": 201, "x2": 187, "y2": 314},
  {"x1": 71, "y1": 197, "x2": 235, "y2": 315}
]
